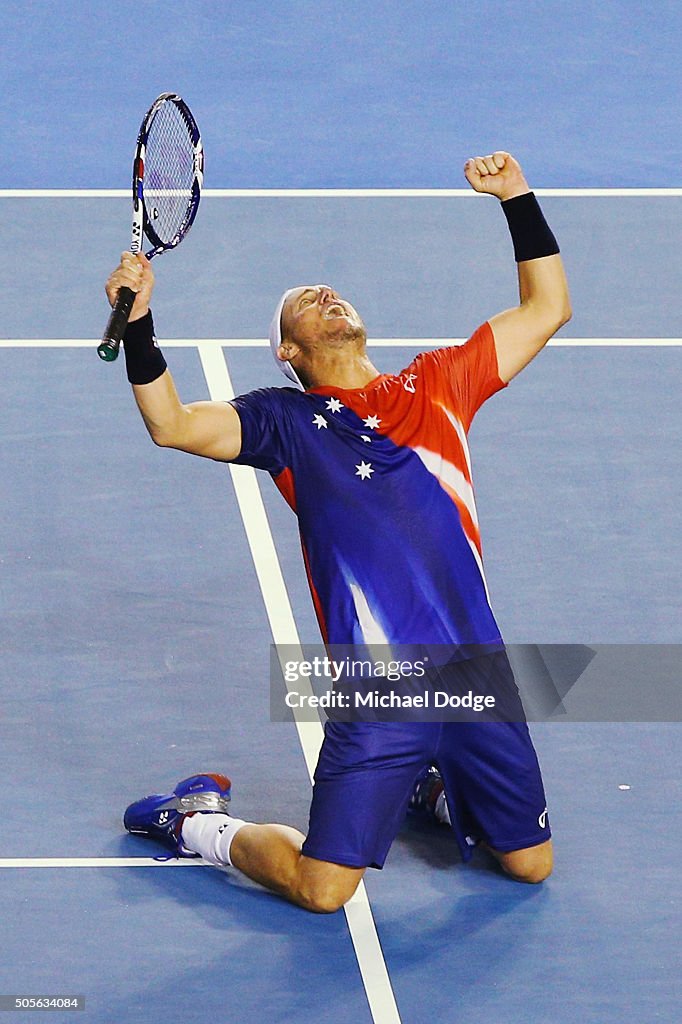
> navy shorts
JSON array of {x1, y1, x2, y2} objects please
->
[{"x1": 301, "y1": 656, "x2": 551, "y2": 868}]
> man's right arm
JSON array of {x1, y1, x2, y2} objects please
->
[
  {"x1": 132, "y1": 372, "x2": 242, "y2": 461},
  {"x1": 105, "y1": 253, "x2": 242, "y2": 462}
]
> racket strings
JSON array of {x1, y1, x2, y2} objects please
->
[{"x1": 143, "y1": 101, "x2": 197, "y2": 244}]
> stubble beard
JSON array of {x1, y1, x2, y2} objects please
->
[{"x1": 325, "y1": 320, "x2": 367, "y2": 349}]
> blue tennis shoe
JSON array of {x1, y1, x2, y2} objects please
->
[
  {"x1": 124, "y1": 773, "x2": 232, "y2": 856},
  {"x1": 408, "y1": 765, "x2": 445, "y2": 818}
]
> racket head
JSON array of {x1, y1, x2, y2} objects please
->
[{"x1": 132, "y1": 92, "x2": 204, "y2": 259}]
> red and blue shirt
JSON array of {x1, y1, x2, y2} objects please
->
[{"x1": 231, "y1": 322, "x2": 507, "y2": 649}]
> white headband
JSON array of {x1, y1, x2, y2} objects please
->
[{"x1": 269, "y1": 288, "x2": 304, "y2": 389}]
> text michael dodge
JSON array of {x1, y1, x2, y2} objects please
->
[{"x1": 285, "y1": 690, "x2": 497, "y2": 712}]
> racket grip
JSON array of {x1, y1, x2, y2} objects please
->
[{"x1": 98, "y1": 287, "x2": 136, "y2": 361}]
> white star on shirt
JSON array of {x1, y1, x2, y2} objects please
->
[
  {"x1": 325, "y1": 397, "x2": 343, "y2": 413},
  {"x1": 312, "y1": 414, "x2": 328, "y2": 430},
  {"x1": 363, "y1": 414, "x2": 381, "y2": 430},
  {"x1": 355, "y1": 461, "x2": 374, "y2": 480},
  {"x1": 360, "y1": 434, "x2": 372, "y2": 443}
]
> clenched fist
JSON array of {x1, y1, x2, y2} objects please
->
[
  {"x1": 464, "y1": 152, "x2": 530, "y2": 202},
  {"x1": 105, "y1": 252, "x2": 155, "y2": 322}
]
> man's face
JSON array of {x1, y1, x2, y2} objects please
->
[{"x1": 280, "y1": 285, "x2": 366, "y2": 354}]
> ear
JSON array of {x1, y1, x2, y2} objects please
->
[{"x1": 277, "y1": 341, "x2": 299, "y2": 362}]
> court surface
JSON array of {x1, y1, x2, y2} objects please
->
[{"x1": 1, "y1": 3, "x2": 680, "y2": 1023}]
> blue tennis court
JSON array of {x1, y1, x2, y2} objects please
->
[{"x1": 1, "y1": 3, "x2": 680, "y2": 1022}]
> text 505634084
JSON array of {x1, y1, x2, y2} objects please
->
[{"x1": 0, "y1": 996, "x2": 85, "y2": 1012}]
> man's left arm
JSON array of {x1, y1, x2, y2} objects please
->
[{"x1": 465, "y1": 152, "x2": 572, "y2": 383}]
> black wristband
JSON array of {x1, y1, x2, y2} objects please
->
[
  {"x1": 122, "y1": 310, "x2": 167, "y2": 385},
  {"x1": 501, "y1": 191, "x2": 559, "y2": 263}
]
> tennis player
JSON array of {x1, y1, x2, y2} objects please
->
[{"x1": 112, "y1": 152, "x2": 571, "y2": 913}]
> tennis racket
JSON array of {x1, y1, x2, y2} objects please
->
[{"x1": 98, "y1": 92, "x2": 203, "y2": 362}]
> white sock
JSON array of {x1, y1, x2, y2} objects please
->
[
  {"x1": 435, "y1": 790, "x2": 451, "y2": 826},
  {"x1": 181, "y1": 813, "x2": 248, "y2": 867}
]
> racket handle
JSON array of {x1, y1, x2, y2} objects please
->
[{"x1": 98, "y1": 287, "x2": 136, "y2": 362}]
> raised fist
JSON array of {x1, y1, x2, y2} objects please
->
[{"x1": 463, "y1": 152, "x2": 530, "y2": 202}]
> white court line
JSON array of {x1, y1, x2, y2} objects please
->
[
  {"x1": 0, "y1": 858, "x2": 211, "y2": 868},
  {"x1": 3, "y1": 188, "x2": 682, "y2": 198},
  {"x1": 1, "y1": 338, "x2": 682, "y2": 348},
  {"x1": 196, "y1": 343, "x2": 402, "y2": 1024}
]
